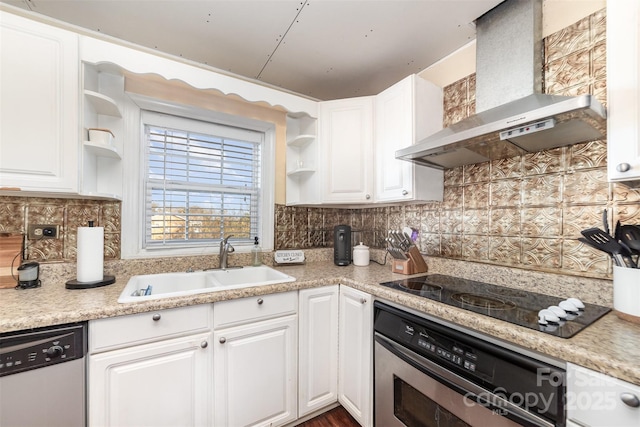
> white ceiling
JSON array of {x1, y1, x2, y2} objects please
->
[{"x1": 3, "y1": 0, "x2": 505, "y2": 100}]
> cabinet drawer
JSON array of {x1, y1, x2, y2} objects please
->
[
  {"x1": 568, "y1": 363, "x2": 640, "y2": 427},
  {"x1": 213, "y1": 291, "x2": 297, "y2": 329},
  {"x1": 89, "y1": 304, "x2": 212, "y2": 353}
]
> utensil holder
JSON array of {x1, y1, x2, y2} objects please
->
[{"x1": 613, "y1": 266, "x2": 640, "y2": 323}]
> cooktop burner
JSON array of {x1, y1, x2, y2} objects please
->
[
  {"x1": 451, "y1": 293, "x2": 516, "y2": 311},
  {"x1": 379, "y1": 274, "x2": 611, "y2": 338}
]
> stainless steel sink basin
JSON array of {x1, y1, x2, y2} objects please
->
[{"x1": 117, "y1": 266, "x2": 295, "y2": 303}]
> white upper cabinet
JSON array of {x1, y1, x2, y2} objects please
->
[
  {"x1": 607, "y1": 0, "x2": 640, "y2": 181},
  {"x1": 375, "y1": 75, "x2": 444, "y2": 202},
  {"x1": 0, "y1": 11, "x2": 79, "y2": 194},
  {"x1": 319, "y1": 96, "x2": 375, "y2": 204},
  {"x1": 309, "y1": 74, "x2": 444, "y2": 206}
]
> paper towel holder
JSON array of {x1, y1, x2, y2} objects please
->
[{"x1": 65, "y1": 220, "x2": 116, "y2": 289}]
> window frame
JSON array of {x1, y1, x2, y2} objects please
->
[{"x1": 121, "y1": 93, "x2": 275, "y2": 259}]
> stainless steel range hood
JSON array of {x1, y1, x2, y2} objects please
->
[{"x1": 396, "y1": 0, "x2": 606, "y2": 169}]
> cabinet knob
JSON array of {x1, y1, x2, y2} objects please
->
[
  {"x1": 365, "y1": 194, "x2": 371, "y2": 200},
  {"x1": 200, "y1": 341, "x2": 208, "y2": 349},
  {"x1": 257, "y1": 298, "x2": 264, "y2": 305},
  {"x1": 620, "y1": 392, "x2": 640, "y2": 408},
  {"x1": 219, "y1": 337, "x2": 226, "y2": 344},
  {"x1": 617, "y1": 163, "x2": 631, "y2": 173},
  {"x1": 152, "y1": 314, "x2": 161, "y2": 321},
  {"x1": 402, "y1": 190, "x2": 408, "y2": 196},
  {"x1": 360, "y1": 297, "x2": 367, "y2": 304}
]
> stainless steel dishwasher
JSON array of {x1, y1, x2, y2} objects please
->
[{"x1": 0, "y1": 322, "x2": 87, "y2": 427}]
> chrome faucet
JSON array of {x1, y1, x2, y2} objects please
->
[{"x1": 219, "y1": 235, "x2": 234, "y2": 269}]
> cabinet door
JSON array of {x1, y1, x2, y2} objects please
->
[
  {"x1": 375, "y1": 76, "x2": 414, "y2": 202},
  {"x1": 0, "y1": 12, "x2": 78, "y2": 193},
  {"x1": 319, "y1": 97, "x2": 374, "y2": 204},
  {"x1": 88, "y1": 333, "x2": 212, "y2": 427},
  {"x1": 567, "y1": 363, "x2": 640, "y2": 427},
  {"x1": 338, "y1": 286, "x2": 373, "y2": 427},
  {"x1": 607, "y1": 0, "x2": 640, "y2": 181},
  {"x1": 375, "y1": 75, "x2": 443, "y2": 202},
  {"x1": 214, "y1": 315, "x2": 298, "y2": 427},
  {"x1": 298, "y1": 285, "x2": 339, "y2": 417}
]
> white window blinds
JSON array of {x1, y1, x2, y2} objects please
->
[{"x1": 142, "y1": 112, "x2": 263, "y2": 248}]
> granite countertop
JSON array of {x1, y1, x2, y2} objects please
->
[{"x1": 2, "y1": 260, "x2": 639, "y2": 386}]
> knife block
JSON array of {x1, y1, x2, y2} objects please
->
[
  {"x1": 391, "y1": 247, "x2": 428, "y2": 275},
  {"x1": 392, "y1": 259, "x2": 415, "y2": 275}
]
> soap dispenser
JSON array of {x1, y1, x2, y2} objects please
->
[{"x1": 252, "y1": 236, "x2": 262, "y2": 266}]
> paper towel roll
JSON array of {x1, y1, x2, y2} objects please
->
[{"x1": 77, "y1": 226, "x2": 104, "y2": 282}]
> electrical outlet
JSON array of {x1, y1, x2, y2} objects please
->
[{"x1": 28, "y1": 224, "x2": 60, "y2": 240}]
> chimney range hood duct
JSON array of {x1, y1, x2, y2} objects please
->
[{"x1": 396, "y1": 0, "x2": 606, "y2": 169}]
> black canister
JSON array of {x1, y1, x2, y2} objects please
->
[
  {"x1": 17, "y1": 262, "x2": 40, "y2": 289},
  {"x1": 333, "y1": 225, "x2": 352, "y2": 266}
]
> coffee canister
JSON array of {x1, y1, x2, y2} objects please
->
[{"x1": 353, "y1": 242, "x2": 370, "y2": 266}]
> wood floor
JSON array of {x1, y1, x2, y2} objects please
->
[{"x1": 296, "y1": 406, "x2": 360, "y2": 427}]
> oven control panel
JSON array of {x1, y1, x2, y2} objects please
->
[
  {"x1": 400, "y1": 320, "x2": 485, "y2": 378},
  {"x1": 0, "y1": 323, "x2": 85, "y2": 377}
]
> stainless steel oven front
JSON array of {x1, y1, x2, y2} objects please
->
[{"x1": 374, "y1": 301, "x2": 566, "y2": 427}]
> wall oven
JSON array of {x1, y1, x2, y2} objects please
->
[{"x1": 374, "y1": 301, "x2": 566, "y2": 427}]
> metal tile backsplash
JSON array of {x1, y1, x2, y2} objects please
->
[
  {"x1": 0, "y1": 197, "x2": 121, "y2": 262},
  {"x1": 275, "y1": 8, "x2": 640, "y2": 279}
]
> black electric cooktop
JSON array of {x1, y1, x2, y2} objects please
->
[{"x1": 379, "y1": 274, "x2": 611, "y2": 338}]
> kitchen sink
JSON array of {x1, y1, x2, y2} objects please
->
[{"x1": 117, "y1": 266, "x2": 295, "y2": 303}]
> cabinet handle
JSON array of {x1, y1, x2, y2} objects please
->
[
  {"x1": 360, "y1": 297, "x2": 367, "y2": 304},
  {"x1": 620, "y1": 392, "x2": 640, "y2": 408},
  {"x1": 617, "y1": 163, "x2": 631, "y2": 173},
  {"x1": 152, "y1": 314, "x2": 161, "y2": 321},
  {"x1": 219, "y1": 337, "x2": 226, "y2": 344},
  {"x1": 402, "y1": 190, "x2": 408, "y2": 196},
  {"x1": 257, "y1": 298, "x2": 264, "y2": 305},
  {"x1": 365, "y1": 194, "x2": 371, "y2": 200},
  {"x1": 200, "y1": 341, "x2": 208, "y2": 349}
]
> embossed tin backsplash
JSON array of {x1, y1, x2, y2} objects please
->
[{"x1": 0, "y1": 197, "x2": 121, "y2": 262}]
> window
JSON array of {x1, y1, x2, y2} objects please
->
[{"x1": 138, "y1": 110, "x2": 271, "y2": 253}]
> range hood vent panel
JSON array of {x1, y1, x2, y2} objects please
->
[{"x1": 397, "y1": 0, "x2": 606, "y2": 169}]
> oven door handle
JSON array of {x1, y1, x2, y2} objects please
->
[{"x1": 375, "y1": 333, "x2": 555, "y2": 427}]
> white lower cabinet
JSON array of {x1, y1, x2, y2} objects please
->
[
  {"x1": 298, "y1": 285, "x2": 340, "y2": 417},
  {"x1": 338, "y1": 286, "x2": 373, "y2": 427},
  {"x1": 88, "y1": 306, "x2": 214, "y2": 427},
  {"x1": 213, "y1": 292, "x2": 298, "y2": 427},
  {"x1": 567, "y1": 362, "x2": 640, "y2": 427},
  {"x1": 88, "y1": 287, "x2": 375, "y2": 427},
  {"x1": 88, "y1": 333, "x2": 213, "y2": 427}
]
